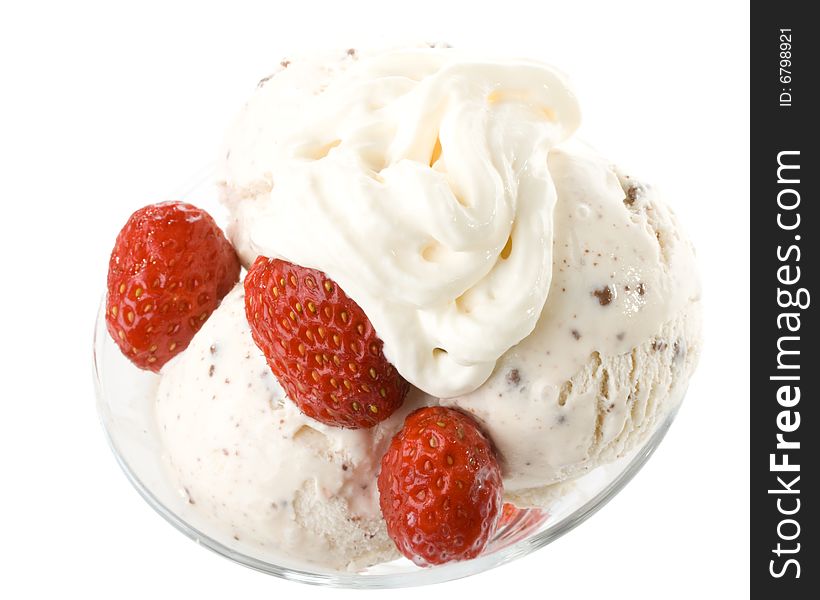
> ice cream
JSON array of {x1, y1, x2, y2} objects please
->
[
  {"x1": 442, "y1": 144, "x2": 702, "y2": 503},
  {"x1": 156, "y1": 285, "x2": 415, "y2": 569},
  {"x1": 153, "y1": 45, "x2": 701, "y2": 571}
]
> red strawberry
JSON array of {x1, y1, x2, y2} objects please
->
[
  {"x1": 378, "y1": 407, "x2": 503, "y2": 566},
  {"x1": 106, "y1": 201, "x2": 240, "y2": 371},
  {"x1": 498, "y1": 502, "x2": 524, "y2": 526},
  {"x1": 495, "y1": 502, "x2": 548, "y2": 546},
  {"x1": 497, "y1": 502, "x2": 546, "y2": 527},
  {"x1": 244, "y1": 257, "x2": 408, "y2": 428}
]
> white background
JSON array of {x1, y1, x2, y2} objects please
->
[{"x1": 1, "y1": 1, "x2": 749, "y2": 598}]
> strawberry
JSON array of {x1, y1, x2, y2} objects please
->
[
  {"x1": 498, "y1": 502, "x2": 524, "y2": 526},
  {"x1": 377, "y1": 406, "x2": 503, "y2": 566},
  {"x1": 106, "y1": 201, "x2": 240, "y2": 371},
  {"x1": 244, "y1": 257, "x2": 408, "y2": 428},
  {"x1": 491, "y1": 502, "x2": 548, "y2": 548},
  {"x1": 497, "y1": 502, "x2": 546, "y2": 527}
]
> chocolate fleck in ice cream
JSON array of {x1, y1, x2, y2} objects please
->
[{"x1": 152, "y1": 45, "x2": 701, "y2": 569}]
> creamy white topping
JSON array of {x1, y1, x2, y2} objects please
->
[{"x1": 222, "y1": 48, "x2": 580, "y2": 397}]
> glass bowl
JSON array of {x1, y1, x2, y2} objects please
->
[{"x1": 93, "y1": 170, "x2": 681, "y2": 588}]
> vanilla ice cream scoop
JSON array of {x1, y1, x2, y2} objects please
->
[
  {"x1": 221, "y1": 47, "x2": 581, "y2": 398},
  {"x1": 156, "y1": 285, "x2": 416, "y2": 569},
  {"x1": 442, "y1": 143, "x2": 701, "y2": 500}
]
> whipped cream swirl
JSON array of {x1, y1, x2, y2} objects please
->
[{"x1": 222, "y1": 48, "x2": 580, "y2": 397}]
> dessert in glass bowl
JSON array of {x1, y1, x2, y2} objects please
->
[{"x1": 95, "y1": 45, "x2": 701, "y2": 586}]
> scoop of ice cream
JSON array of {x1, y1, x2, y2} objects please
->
[
  {"x1": 155, "y1": 285, "x2": 410, "y2": 570},
  {"x1": 220, "y1": 46, "x2": 581, "y2": 398},
  {"x1": 441, "y1": 143, "x2": 702, "y2": 500}
]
